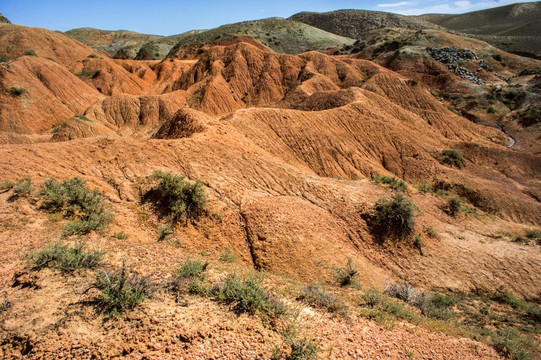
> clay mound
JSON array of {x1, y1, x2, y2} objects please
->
[
  {"x1": 0, "y1": 24, "x2": 99, "y2": 66},
  {"x1": 168, "y1": 42, "x2": 379, "y2": 115},
  {"x1": 153, "y1": 107, "x2": 212, "y2": 139},
  {"x1": 72, "y1": 57, "x2": 153, "y2": 96},
  {"x1": 50, "y1": 116, "x2": 101, "y2": 142},
  {"x1": 79, "y1": 93, "x2": 186, "y2": 138},
  {"x1": 0, "y1": 56, "x2": 104, "y2": 134}
]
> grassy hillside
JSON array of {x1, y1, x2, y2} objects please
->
[
  {"x1": 289, "y1": 9, "x2": 439, "y2": 39},
  {"x1": 65, "y1": 27, "x2": 163, "y2": 56},
  {"x1": 418, "y1": 1, "x2": 541, "y2": 58},
  {"x1": 166, "y1": 17, "x2": 355, "y2": 56}
]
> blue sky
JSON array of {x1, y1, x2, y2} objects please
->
[{"x1": 0, "y1": 0, "x2": 531, "y2": 36}]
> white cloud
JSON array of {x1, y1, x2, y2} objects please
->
[{"x1": 377, "y1": 1, "x2": 412, "y2": 8}]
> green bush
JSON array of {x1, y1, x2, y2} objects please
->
[
  {"x1": 9, "y1": 87, "x2": 26, "y2": 96},
  {"x1": 372, "y1": 192, "x2": 417, "y2": 239},
  {"x1": 151, "y1": 170, "x2": 207, "y2": 223},
  {"x1": 27, "y1": 242, "x2": 104, "y2": 272},
  {"x1": 0, "y1": 180, "x2": 14, "y2": 191},
  {"x1": 298, "y1": 284, "x2": 347, "y2": 315},
  {"x1": 372, "y1": 175, "x2": 408, "y2": 192},
  {"x1": 113, "y1": 231, "x2": 130, "y2": 240},
  {"x1": 492, "y1": 54, "x2": 503, "y2": 62},
  {"x1": 9, "y1": 177, "x2": 33, "y2": 199},
  {"x1": 24, "y1": 49, "x2": 37, "y2": 56},
  {"x1": 416, "y1": 183, "x2": 434, "y2": 193},
  {"x1": 93, "y1": 264, "x2": 157, "y2": 317},
  {"x1": 87, "y1": 54, "x2": 98, "y2": 58},
  {"x1": 0, "y1": 55, "x2": 9, "y2": 62},
  {"x1": 38, "y1": 177, "x2": 113, "y2": 235},
  {"x1": 442, "y1": 149, "x2": 465, "y2": 168},
  {"x1": 170, "y1": 258, "x2": 209, "y2": 295},
  {"x1": 212, "y1": 273, "x2": 286, "y2": 319}
]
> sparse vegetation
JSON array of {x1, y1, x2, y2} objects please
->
[
  {"x1": 219, "y1": 248, "x2": 237, "y2": 263},
  {"x1": 372, "y1": 174, "x2": 408, "y2": 191},
  {"x1": 0, "y1": 55, "x2": 9, "y2": 62},
  {"x1": 492, "y1": 54, "x2": 503, "y2": 62},
  {"x1": 27, "y1": 242, "x2": 104, "y2": 272},
  {"x1": 272, "y1": 337, "x2": 321, "y2": 360},
  {"x1": 151, "y1": 170, "x2": 207, "y2": 224},
  {"x1": 445, "y1": 196, "x2": 463, "y2": 217},
  {"x1": 372, "y1": 192, "x2": 417, "y2": 240},
  {"x1": 157, "y1": 224, "x2": 172, "y2": 241},
  {"x1": 170, "y1": 258, "x2": 209, "y2": 295},
  {"x1": 212, "y1": 273, "x2": 287, "y2": 319},
  {"x1": 76, "y1": 69, "x2": 101, "y2": 79},
  {"x1": 87, "y1": 54, "x2": 98, "y2": 58},
  {"x1": 441, "y1": 149, "x2": 465, "y2": 168},
  {"x1": 113, "y1": 231, "x2": 130, "y2": 240},
  {"x1": 93, "y1": 263, "x2": 157, "y2": 317},
  {"x1": 74, "y1": 114, "x2": 91, "y2": 122},
  {"x1": 9, "y1": 87, "x2": 27, "y2": 96},
  {"x1": 425, "y1": 225, "x2": 440, "y2": 239},
  {"x1": 0, "y1": 180, "x2": 14, "y2": 191},
  {"x1": 334, "y1": 258, "x2": 358, "y2": 287},
  {"x1": 298, "y1": 284, "x2": 347, "y2": 315},
  {"x1": 10, "y1": 177, "x2": 33, "y2": 199},
  {"x1": 24, "y1": 49, "x2": 37, "y2": 56},
  {"x1": 37, "y1": 177, "x2": 113, "y2": 235}
]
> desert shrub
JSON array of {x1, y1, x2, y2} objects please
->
[
  {"x1": 0, "y1": 55, "x2": 9, "y2": 62},
  {"x1": 93, "y1": 264, "x2": 157, "y2": 317},
  {"x1": 157, "y1": 224, "x2": 172, "y2": 241},
  {"x1": 38, "y1": 177, "x2": 113, "y2": 235},
  {"x1": 384, "y1": 281, "x2": 429, "y2": 308},
  {"x1": 9, "y1": 87, "x2": 26, "y2": 96},
  {"x1": 372, "y1": 192, "x2": 417, "y2": 239},
  {"x1": 421, "y1": 293, "x2": 458, "y2": 320},
  {"x1": 362, "y1": 289, "x2": 383, "y2": 307},
  {"x1": 87, "y1": 54, "x2": 98, "y2": 58},
  {"x1": 170, "y1": 258, "x2": 209, "y2": 295},
  {"x1": 287, "y1": 338, "x2": 320, "y2": 360},
  {"x1": 0, "y1": 180, "x2": 14, "y2": 191},
  {"x1": 51, "y1": 124, "x2": 62, "y2": 133},
  {"x1": 298, "y1": 284, "x2": 347, "y2": 315},
  {"x1": 219, "y1": 248, "x2": 237, "y2": 263},
  {"x1": 425, "y1": 225, "x2": 440, "y2": 239},
  {"x1": 27, "y1": 242, "x2": 104, "y2": 272},
  {"x1": 492, "y1": 327, "x2": 539, "y2": 360},
  {"x1": 488, "y1": 107, "x2": 497, "y2": 114},
  {"x1": 441, "y1": 149, "x2": 465, "y2": 168},
  {"x1": 113, "y1": 231, "x2": 130, "y2": 240},
  {"x1": 525, "y1": 229, "x2": 541, "y2": 244},
  {"x1": 416, "y1": 183, "x2": 434, "y2": 193},
  {"x1": 445, "y1": 196, "x2": 462, "y2": 216},
  {"x1": 492, "y1": 54, "x2": 503, "y2": 62},
  {"x1": 212, "y1": 273, "x2": 286, "y2": 319},
  {"x1": 372, "y1": 175, "x2": 408, "y2": 191},
  {"x1": 334, "y1": 258, "x2": 358, "y2": 287},
  {"x1": 24, "y1": 49, "x2": 37, "y2": 56},
  {"x1": 9, "y1": 177, "x2": 33, "y2": 199},
  {"x1": 151, "y1": 170, "x2": 207, "y2": 223}
]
